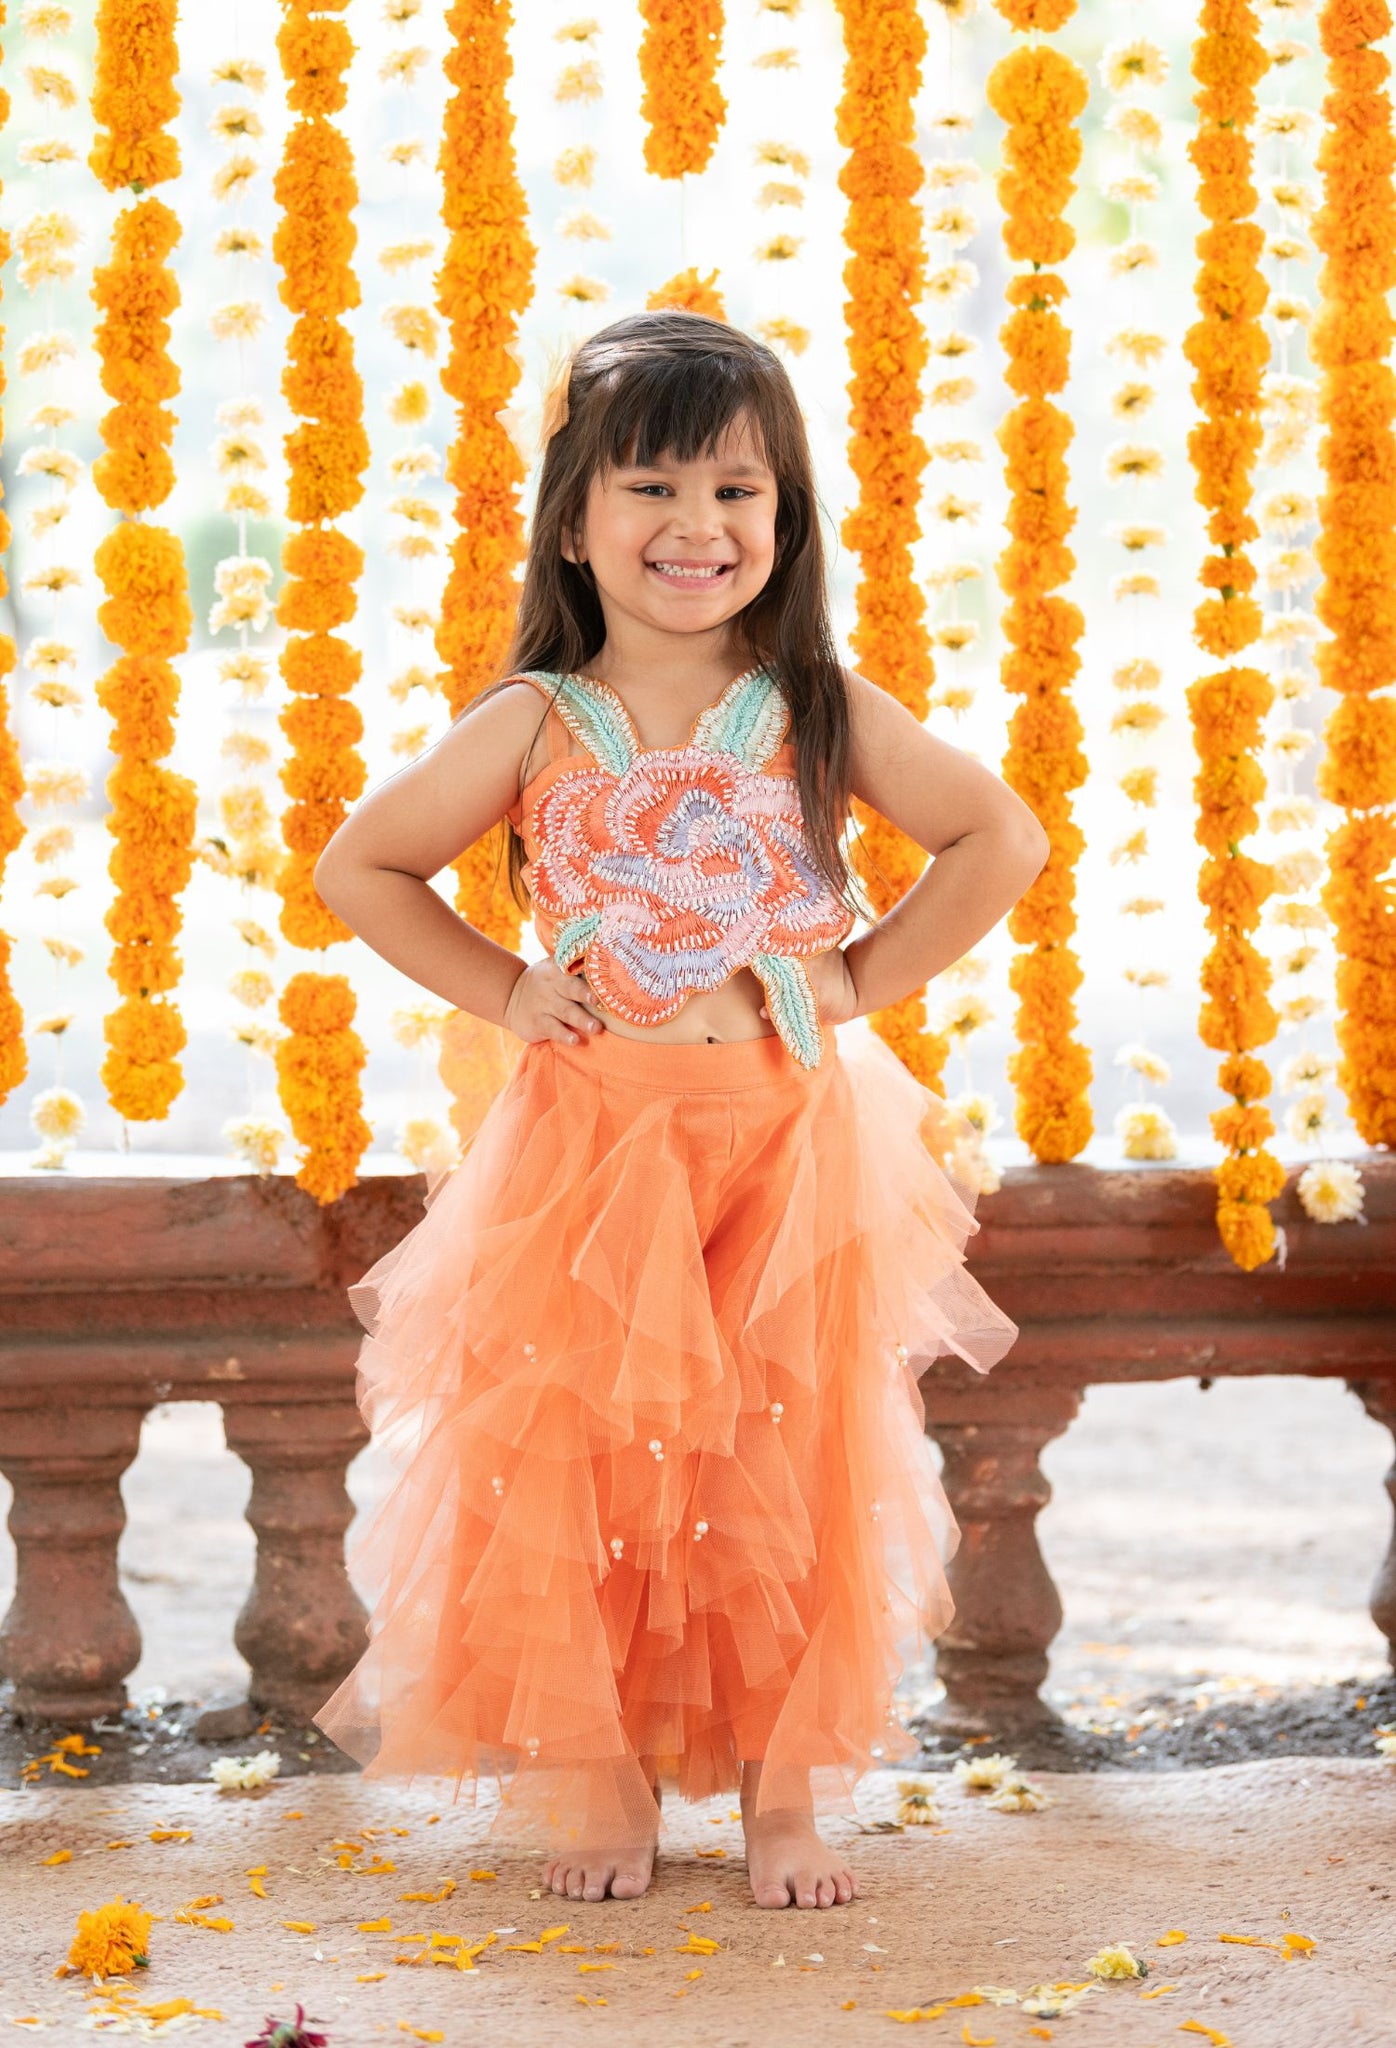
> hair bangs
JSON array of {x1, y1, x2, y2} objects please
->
[{"x1": 600, "y1": 353, "x2": 774, "y2": 474}]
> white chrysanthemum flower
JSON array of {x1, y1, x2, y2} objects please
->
[
  {"x1": 1271, "y1": 850, "x2": 1323, "y2": 895},
  {"x1": 223, "y1": 1118, "x2": 285, "y2": 1175},
  {"x1": 1099, "y1": 37, "x2": 1168, "y2": 92},
  {"x1": 210, "y1": 1748, "x2": 281, "y2": 1792},
  {"x1": 1296, "y1": 1159, "x2": 1365, "y2": 1225},
  {"x1": 1115, "y1": 1102, "x2": 1178, "y2": 1160},
  {"x1": 986, "y1": 1773, "x2": 1054, "y2": 1813},
  {"x1": 210, "y1": 299, "x2": 267, "y2": 345},
  {"x1": 1268, "y1": 796, "x2": 1317, "y2": 834},
  {"x1": 1284, "y1": 1089, "x2": 1331, "y2": 1145},
  {"x1": 1279, "y1": 1051, "x2": 1332, "y2": 1092},
  {"x1": 953, "y1": 1750, "x2": 1018, "y2": 1792},
  {"x1": 1105, "y1": 441, "x2": 1165, "y2": 483},
  {"x1": 1123, "y1": 965, "x2": 1169, "y2": 989},
  {"x1": 397, "y1": 1117, "x2": 458, "y2": 1176},
  {"x1": 950, "y1": 1091, "x2": 1002, "y2": 1139},
  {"x1": 938, "y1": 993, "x2": 993, "y2": 1039},
  {"x1": 1114, "y1": 1043, "x2": 1171, "y2": 1086},
  {"x1": 30, "y1": 1086, "x2": 85, "y2": 1142}
]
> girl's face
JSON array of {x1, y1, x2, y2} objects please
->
[{"x1": 562, "y1": 410, "x2": 777, "y2": 649}]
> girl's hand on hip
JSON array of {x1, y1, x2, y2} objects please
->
[
  {"x1": 504, "y1": 960, "x2": 607, "y2": 1046},
  {"x1": 759, "y1": 946, "x2": 860, "y2": 1029}
]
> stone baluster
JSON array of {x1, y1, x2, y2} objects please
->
[
  {"x1": 222, "y1": 1397, "x2": 370, "y2": 1719},
  {"x1": 921, "y1": 1382, "x2": 1085, "y2": 1733},
  {"x1": 1347, "y1": 1377, "x2": 1396, "y2": 1671},
  {"x1": 0, "y1": 1402, "x2": 146, "y2": 1721}
]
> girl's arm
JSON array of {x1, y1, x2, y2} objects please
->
[
  {"x1": 311, "y1": 684, "x2": 596, "y2": 1040},
  {"x1": 841, "y1": 667, "x2": 1051, "y2": 1020}
]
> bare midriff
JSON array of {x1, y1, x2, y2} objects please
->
[{"x1": 573, "y1": 956, "x2": 839, "y2": 1046}]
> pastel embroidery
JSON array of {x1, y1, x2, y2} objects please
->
[{"x1": 512, "y1": 668, "x2": 855, "y2": 1068}]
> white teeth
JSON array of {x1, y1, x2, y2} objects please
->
[{"x1": 649, "y1": 562, "x2": 726, "y2": 578}]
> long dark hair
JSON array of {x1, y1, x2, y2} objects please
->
[{"x1": 462, "y1": 308, "x2": 875, "y2": 922}]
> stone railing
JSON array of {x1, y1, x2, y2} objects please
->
[{"x1": 1, "y1": 1162, "x2": 1393, "y2": 1729}]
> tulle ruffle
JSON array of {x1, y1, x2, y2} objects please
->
[{"x1": 312, "y1": 1021, "x2": 1017, "y2": 1851}]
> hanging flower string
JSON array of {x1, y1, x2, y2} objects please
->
[
  {"x1": 987, "y1": 1, "x2": 1094, "y2": 1163},
  {"x1": 432, "y1": 0, "x2": 537, "y2": 1144},
  {"x1": 1311, "y1": 0, "x2": 1396, "y2": 1147},
  {"x1": 1096, "y1": 30, "x2": 1179, "y2": 1163},
  {"x1": 1249, "y1": 33, "x2": 1339, "y2": 1169},
  {"x1": 271, "y1": 0, "x2": 372, "y2": 1203},
  {"x1": 0, "y1": 0, "x2": 23, "y2": 1115},
  {"x1": 552, "y1": 13, "x2": 614, "y2": 310},
  {"x1": 834, "y1": 0, "x2": 953, "y2": 1093},
  {"x1": 89, "y1": 0, "x2": 198, "y2": 1128},
  {"x1": 1185, "y1": 0, "x2": 1286, "y2": 1271},
  {"x1": 919, "y1": 0, "x2": 1002, "y2": 1188},
  {"x1": 638, "y1": 0, "x2": 726, "y2": 182},
  {"x1": 13, "y1": 0, "x2": 95, "y2": 1164},
  {"x1": 201, "y1": 35, "x2": 290, "y2": 1178}
]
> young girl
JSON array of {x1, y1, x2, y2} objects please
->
[{"x1": 311, "y1": 309, "x2": 1046, "y2": 1912}]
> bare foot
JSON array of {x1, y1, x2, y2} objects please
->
[
  {"x1": 540, "y1": 1776, "x2": 662, "y2": 1903},
  {"x1": 741, "y1": 1767, "x2": 859, "y2": 1909}
]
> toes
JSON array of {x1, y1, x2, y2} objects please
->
[
  {"x1": 565, "y1": 1868, "x2": 587, "y2": 1900},
  {"x1": 611, "y1": 1870, "x2": 647, "y2": 1898},
  {"x1": 582, "y1": 1870, "x2": 611, "y2": 1901},
  {"x1": 814, "y1": 1876, "x2": 834, "y2": 1908},
  {"x1": 834, "y1": 1870, "x2": 854, "y2": 1903},
  {"x1": 754, "y1": 1881, "x2": 791, "y2": 1908}
]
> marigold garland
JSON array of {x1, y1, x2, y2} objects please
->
[
  {"x1": 0, "y1": 3, "x2": 25, "y2": 1111},
  {"x1": 986, "y1": 14, "x2": 1094, "y2": 1163},
  {"x1": 833, "y1": 0, "x2": 951, "y2": 1091},
  {"x1": 272, "y1": 0, "x2": 371, "y2": 1203},
  {"x1": 1185, "y1": 0, "x2": 1285, "y2": 1270},
  {"x1": 638, "y1": 0, "x2": 725, "y2": 179},
  {"x1": 433, "y1": 0, "x2": 538, "y2": 1145},
  {"x1": 1311, "y1": 0, "x2": 1396, "y2": 1144},
  {"x1": 89, "y1": 0, "x2": 197, "y2": 1125}
]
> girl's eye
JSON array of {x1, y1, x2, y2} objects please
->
[{"x1": 630, "y1": 484, "x2": 753, "y2": 501}]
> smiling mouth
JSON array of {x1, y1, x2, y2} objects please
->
[{"x1": 646, "y1": 561, "x2": 735, "y2": 584}]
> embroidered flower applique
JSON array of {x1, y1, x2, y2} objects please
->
[{"x1": 514, "y1": 666, "x2": 855, "y2": 1068}]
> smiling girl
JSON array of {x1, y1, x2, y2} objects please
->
[{"x1": 311, "y1": 310, "x2": 1044, "y2": 1910}]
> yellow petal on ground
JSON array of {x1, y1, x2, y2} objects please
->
[
  {"x1": 1139, "y1": 1983, "x2": 1179, "y2": 1999},
  {"x1": 1218, "y1": 1933, "x2": 1271, "y2": 1948},
  {"x1": 357, "y1": 1972, "x2": 387, "y2": 1983},
  {"x1": 397, "y1": 2029, "x2": 444, "y2": 2045},
  {"x1": 695, "y1": 1847, "x2": 726, "y2": 1858},
  {"x1": 1155, "y1": 1930, "x2": 1188, "y2": 1946},
  {"x1": 538, "y1": 1925, "x2": 570, "y2": 1944},
  {"x1": 183, "y1": 1895, "x2": 225, "y2": 1911},
  {"x1": 468, "y1": 1870, "x2": 497, "y2": 1882},
  {"x1": 1179, "y1": 2025, "x2": 1232, "y2": 2046},
  {"x1": 174, "y1": 1912, "x2": 234, "y2": 1932},
  {"x1": 559, "y1": 1944, "x2": 589, "y2": 1953},
  {"x1": 578, "y1": 1961, "x2": 615, "y2": 1972},
  {"x1": 148, "y1": 1829, "x2": 193, "y2": 1842},
  {"x1": 358, "y1": 1917, "x2": 393, "y2": 1933},
  {"x1": 391, "y1": 1827, "x2": 411, "y2": 1836},
  {"x1": 962, "y1": 2027, "x2": 996, "y2": 2046},
  {"x1": 591, "y1": 1942, "x2": 623, "y2": 1953},
  {"x1": 675, "y1": 1934, "x2": 721, "y2": 1955},
  {"x1": 106, "y1": 1842, "x2": 133, "y2": 1851},
  {"x1": 358, "y1": 1859, "x2": 397, "y2": 1875},
  {"x1": 685, "y1": 1902, "x2": 713, "y2": 1912},
  {"x1": 50, "y1": 1760, "x2": 89, "y2": 1778},
  {"x1": 281, "y1": 1921, "x2": 317, "y2": 1933},
  {"x1": 42, "y1": 1850, "x2": 72, "y2": 1865},
  {"x1": 1027, "y1": 2032, "x2": 1052, "y2": 2042},
  {"x1": 246, "y1": 1866, "x2": 267, "y2": 1876},
  {"x1": 284, "y1": 1810, "x2": 305, "y2": 1819},
  {"x1": 841, "y1": 2002, "x2": 857, "y2": 2012},
  {"x1": 1281, "y1": 1934, "x2": 1316, "y2": 1956},
  {"x1": 248, "y1": 1877, "x2": 269, "y2": 1899},
  {"x1": 502, "y1": 1941, "x2": 545, "y2": 1953}
]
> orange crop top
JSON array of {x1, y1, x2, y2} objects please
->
[{"x1": 502, "y1": 663, "x2": 855, "y2": 1070}]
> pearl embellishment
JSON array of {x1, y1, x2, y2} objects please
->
[
  {"x1": 648, "y1": 1438, "x2": 664, "y2": 1461},
  {"x1": 769, "y1": 1400, "x2": 784, "y2": 1422},
  {"x1": 609, "y1": 1536, "x2": 624, "y2": 1558},
  {"x1": 490, "y1": 1475, "x2": 504, "y2": 1496},
  {"x1": 694, "y1": 1519, "x2": 709, "y2": 1539}
]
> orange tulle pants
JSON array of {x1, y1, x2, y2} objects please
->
[{"x1": 312, "y1": 1019, "x2": 1018, "y2": 1852}]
